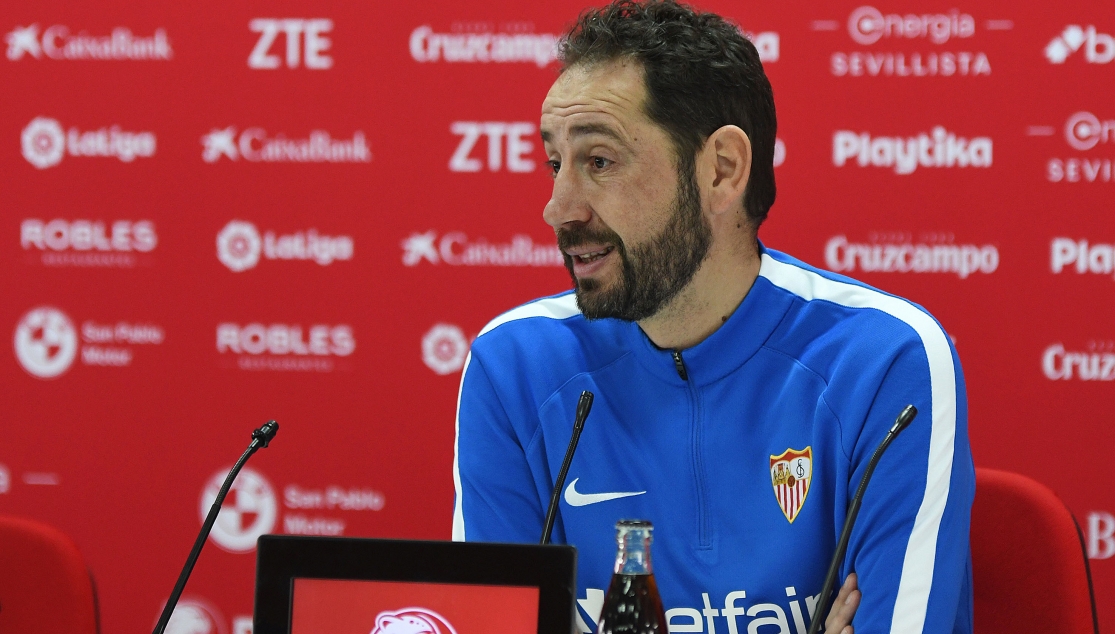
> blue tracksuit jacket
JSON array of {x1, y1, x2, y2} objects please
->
[{"x1": 453, "y1": 247, "x2": 974, "y2": 633}]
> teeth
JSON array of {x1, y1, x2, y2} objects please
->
[{"x1": 577, "y1": 248, "x2": 609, "y2": 263}]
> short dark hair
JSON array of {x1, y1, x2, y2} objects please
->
[{"x1": 558, "y1": 0, "x2": 777, "y2": 226}]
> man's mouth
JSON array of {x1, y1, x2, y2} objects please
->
[
  {"x1": 570, "y1": 246, "x2": 615, "y2": 263},
  {"x1": 566, "y1": 245, "x2": 616, "y2": 278}
]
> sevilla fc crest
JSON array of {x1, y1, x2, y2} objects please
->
[{"x1": 770, "y1": 447, "x2": 812, "y2": 523}]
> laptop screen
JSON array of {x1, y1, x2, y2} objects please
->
[
  {"x1": 291, "y1": 578, "x2": 540, "y2": 634},
  {"x1": 254, "y1": 536, "x2": 576, "y2": 634}
]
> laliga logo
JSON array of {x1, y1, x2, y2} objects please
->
[
  {"x1": 161, "y1": 598, "x2": 227, "y2": 634},
  {"x1": 21, "y1": 117, "x2": 65, "y2": 168},
  {"x1": 1065, "y1": 111, "x2": 1115, "y2": 151},
  {"x1": 422, "y1": 324, "x2": 469, "y2": 375},
  {"x1": 217, "y1": 221, "x2": 262, "y2": 272},
  {"x1": 1045, "y1": 25, "x2": 1115, "y2": 64},
  {"x1": 372, "y1": 608, "x2": 457, "y2": 634},
  {"x1": 848, "y1": 6, "x2": 975, "y2": 45},
  {"x1": 13, "y1": 307, "x2": 77, "y2": 379},
  {"x1": 200, "y1": 466, "x2": 277, "y2": 553}
]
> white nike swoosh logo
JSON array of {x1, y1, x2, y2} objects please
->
[{"x1": 564, "y1": 478, "x2": 646, "y2": 507}]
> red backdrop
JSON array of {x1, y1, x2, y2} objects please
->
[{"x1": 2, "y1": 0, "x2": 1113, "y2": 632}]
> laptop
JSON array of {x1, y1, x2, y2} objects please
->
[{"x1": 254, "y1": 535, "x2": 577, "y2": 634}]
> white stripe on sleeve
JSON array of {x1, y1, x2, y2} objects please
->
[{"x1": 759, "y1": 254, "x2": 957, "y2": 634}]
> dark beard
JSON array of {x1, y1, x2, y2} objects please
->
[{"x1": 556, "y1": 157, "x2": 712, "y2": 321}]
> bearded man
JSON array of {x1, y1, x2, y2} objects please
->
[{"x1": 452, "y1": 2, "x2": 974, "y2": 633}]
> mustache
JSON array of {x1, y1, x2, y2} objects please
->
[{"x1": 556, "y1": 224, "x2": 625, "y2": 253}]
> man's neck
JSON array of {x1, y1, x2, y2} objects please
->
[{"x1": 637, "y1": 236, "x2": 762, "y2": 350}]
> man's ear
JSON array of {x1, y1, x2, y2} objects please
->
[{"x1": 699, "y1": 125, "x2": 752, "y2": 218}]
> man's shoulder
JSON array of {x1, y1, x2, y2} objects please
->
[
  {"x1": 468, "y1": 291, "x2": 630, "y2": 376},
  {"x1": 758, "y1": 248, "x2": 954, "y2": 376}
]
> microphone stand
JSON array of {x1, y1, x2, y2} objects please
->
[
  {"x1": 541, "y1": 391, "x2": 594, "y2": 545},
  {"x1": 806, "y1": 405, "x2": 917, "y2": 634},
  {"x1": 152, "y1": 420, "x2": 279, "y2": 634}
]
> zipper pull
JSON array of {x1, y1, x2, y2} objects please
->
[{"x1": 672, "y1": 350, "x2": 688, "y2": 381}]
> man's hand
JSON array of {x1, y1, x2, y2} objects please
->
[{"x1": 825, "y1": 573, "x2": 861, "y2": 634}]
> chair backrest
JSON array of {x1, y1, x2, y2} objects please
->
[
  {"x1": 972, "y1": 468, "x2": 1098, "y2": 634},
  {"x1": 0, "y1": 515, "x2": 99, "y2": 634}
]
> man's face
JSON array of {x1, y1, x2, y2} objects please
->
[{"x1": 540, "y1": 59, "x2": 711, "y2": 321}]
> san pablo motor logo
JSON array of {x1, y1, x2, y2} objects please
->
[{"x1": 770, "y1": 447, "x2": 812, "y2": 523}]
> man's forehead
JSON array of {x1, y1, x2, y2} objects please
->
[{"x1": 540, "y1": 59, "x2": 649, "y2": 141}]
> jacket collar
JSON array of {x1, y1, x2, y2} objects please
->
[{"x1": 624, "y1": 244, "x2": 793, "y2": 387}]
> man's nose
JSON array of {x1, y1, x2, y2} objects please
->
[{"x1": 543, "y1": 168, "x2": 592, "y2": 229}]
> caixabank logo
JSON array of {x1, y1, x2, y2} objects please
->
[
  {"x1": 21, "y1": 117, "x2": 156, "y2": 169},
  {"x1": 14, "y1": 307, "x2": 164, "y2": 379},
  {"x1": 217, "y1": 220, "x2": 353, "y2": 272},
  {"x1": 818, "y1": 5, "x2": 1008, "y2": 77},
  {"x1": 401, "y1": 230, "x2": 562, "y2": 268},
  {"x1": 1036, "y1": 111, "x2": 1115, "y2": 184},
  {"x1": 201, "y1": 126, "x2": 370, "y2": 164},
  {"x1": 6, "y1": 23, "x2": 172, "y2": 61}
]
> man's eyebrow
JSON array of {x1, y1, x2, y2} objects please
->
[{"x1": 540, "y1": 123, "x2": 629, "y2": 146}]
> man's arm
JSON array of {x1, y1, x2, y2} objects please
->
[
  {"x1": 452, "y1": 351, "x2": 547, "y2": 543},
  {"x1": 833, "y1": 329, "x2": 974, "y2": 633}
]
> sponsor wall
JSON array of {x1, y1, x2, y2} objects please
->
[{"x1": 1, "y1": 0, "x2": 1112, "y2": 632}]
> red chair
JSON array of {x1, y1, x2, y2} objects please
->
[
  {"x1": 972, "y1": 468, "x2": 1098, "y2": 633},
  {"x1": 0, "y1": 516, "x2": 99, "y2": 634}
]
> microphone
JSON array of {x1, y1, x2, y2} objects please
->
[
  {"x1": 806, "y1": 405, "x2": 917, "y2": 634},
  {"x1": 541, "y1": 391, "x2": 594, "y2": 545},
  {"x1": 152, "y1": 420, "x2": 280, "y2": 634}
]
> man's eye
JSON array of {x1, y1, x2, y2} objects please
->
[
  {"x1": 592, "y1": 157, "x2": 611, "y2": 169},
  {"x1": 548, "y1": 160, "x2": 561, "y2": 175}
]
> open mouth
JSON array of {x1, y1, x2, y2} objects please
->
[{"x1": 572, "y1": 246, "x2": 614, "y2": 263}]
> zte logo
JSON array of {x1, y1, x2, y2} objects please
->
[
  {"x1": 249, "y1": 19, "x2": 333, "y2": 69},
  {"x1": 449, "y1": 122, "x2": 536, "y2": 173},
  {"x1": 1045, "y1": 25, "x2": 1115, "y2": 64}
]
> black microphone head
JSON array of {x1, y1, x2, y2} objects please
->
[
  {"x1": 253, "y1": 420, "x2": 279, "y2": 447},
  {"x1": 890, "y1": 405, "x2": 917, "y2": 435},
  {"x1": 574, "y1": 391, "x2": 594, "y2": 429}
]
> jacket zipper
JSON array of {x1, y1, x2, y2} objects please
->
[{"x1": 673, "y1": 350, "x2": 710, "y2": 549}]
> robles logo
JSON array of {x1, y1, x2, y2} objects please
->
[
  {"x1": 833, "y1": 127, "x2": 992, "y2": 174},
  {"x1": 21, "y1": 219, "x2": 156, "y2": 268},
  {"x1": 217, "y1": 322, "x2": 354, "y2": 373},
  {"x1": 201, "y1": 126, "x2": 370, "y2": 164},
  {"x1": 22, "y1": 117, "x2": 155, "y2": 169},
  {"x1": 216, "y1": 220, "x2": 353, "y2": 272},
  {"x1": 825, "y1": 235, "x2": 999, "y2": 278},
  {"x1": 6, "y1": 24, "x2": 172, "y2": 61}
]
